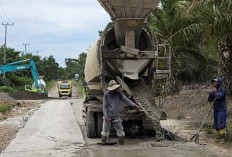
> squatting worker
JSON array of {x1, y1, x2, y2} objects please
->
[
  {"x1": 208, "y1": 78, "x2": 227, "y2": 143},
  {"x1": 101, "y1": 80, "x2": 140, "y2": 145}
]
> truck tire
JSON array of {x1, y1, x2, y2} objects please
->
[
  {"x1": 69, "y1": 93, "x2": 72, "y2": 97},
  {"x1": 86, "y1": 111, "x2": 95, "y2": 138},
  {"x1": 96, "y1": 112, "x2": 103, "y2": 138}
]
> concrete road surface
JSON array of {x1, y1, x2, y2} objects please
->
[
  {"x1": 0, "y1": 97, "x2": 223, "y2": 157},
  {"x1": 0, "y1": 100, "x2": 86, "y2": 157},
  {"x1": 70, "y1": 99, "x2": 222, "y2": 157}
]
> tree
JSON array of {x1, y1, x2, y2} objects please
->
[
  {"x1": 148, "y1": 0, "x2": 216, "y2": 91},
  {"x1": 65, "y1": 52, "x2": 87, "y2": 80},
  {"x1": 65, "y1": 58, "x2": 79, "y2": 79},
  {"x1": 188, "y1": 0, "x2": 232, "y2": 96}
]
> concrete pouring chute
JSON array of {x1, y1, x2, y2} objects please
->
[{"x1": 97, "y1": 0, "x2": 161, "y2": 20}]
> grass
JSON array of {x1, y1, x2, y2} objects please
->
[
  {"x1": 0, "y1": 104, "x2": 12, "y2": 114},
  {"x1": 46, "y1": 80, "x2": 56, "y2": 91},
  {"x1": 71, "y1": 79, "x2": 83, "y2": 94},
  {"x1": 0, "y1": 86, "x2": 16, "y2": 93}
]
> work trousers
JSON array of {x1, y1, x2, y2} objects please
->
[
  {"x1": 101, "y1": 117, "x2": 125, "y2": 137},
  {"x1": 214, "y1": 110, "x2": 227, "y2": 131}
]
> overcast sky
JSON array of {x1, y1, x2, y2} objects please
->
[{"x1": 0, "y1": 0, "x2": 110, "y2": 67}]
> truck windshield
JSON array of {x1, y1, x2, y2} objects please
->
[{"x1": 60, "y1": 84, "x2": 70, "y2": 89}]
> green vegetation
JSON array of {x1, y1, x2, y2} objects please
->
[
  {"x1": 0, "y1": 86, "x2": 16, "y2": 93},
  {"x1": 0, "y1": 104, "x2": 12, "y2": 114},
  {"x1": 64, "y1": 52, "x2": 87, "y2": 80},
  {"x1": 71, "y1": 79, "x2": 83, "y2": 94},
  {"x1": 46, "y1": 80, "x2": 56, "y2": 91},
  {"x1": 148, "y1": 0, "x2": 232, "y2": 96},
  {"x1": 0, "y1": 48, "x2": 61, "y2": 87},
  {"x1": 0, "y1": 47, "x2": 87, "y2": 92}
]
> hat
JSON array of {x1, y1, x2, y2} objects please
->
[
  {"x1": 107, "y1": 80, "x2": 121, "y2": 91},
  {"x1": 211, "y1": 78, "x2": 218, "y2": 83}
]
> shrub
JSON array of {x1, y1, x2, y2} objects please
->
[
  {"x1": 0, "y1": 104, "x2": 12, "y2": 114},
  {"x1": 0, "y1": 86, "x2": 16, "y2": 93},
  {"x1": 9, "y1": 75, "x2": 33, "y2": 86},
  {"x1": 0, "y1": 77, "x2": 10, "y2": 86}
]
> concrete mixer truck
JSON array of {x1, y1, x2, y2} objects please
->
[{"x1": 83, "y1": 0, "x2": 171, "y2": 139}]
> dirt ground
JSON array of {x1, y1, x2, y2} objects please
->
[
  {"x1": 48, "y1": 82, "x2": 81, "y2": 99},
  {"x1": 161, "y1": 84, "x2": 232, "y2": 157}
]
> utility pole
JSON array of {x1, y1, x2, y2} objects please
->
[
  {"x1": 2, "y1": 22, "x2": 14, "y2": 78},
  {"x1": 23, "y1": 43, "x2": 30, "y2": 54},
  {"x1": 35, "y1": 50, "x2": 41, "y2": 55}
]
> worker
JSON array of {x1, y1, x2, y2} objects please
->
[
  {"x1": 101, "y1": 80, "x2": 140, "y2": 145},
  {"x1": 208, "y1": 78, "x2": 227, "y2": 143}
]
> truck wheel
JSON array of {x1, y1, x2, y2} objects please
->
[
  {"x1": 59, "y1": 94, "x2": 62, "y2": 97},
  {"x1": 86, "y1": 111, "x2": 95, "y2": 138},
  {"x1": 96, "y1": 112, "x2": 103, "y2": 138},
  {"x1": 69, "y1": 93, "x2": 72, "y2": 97}
]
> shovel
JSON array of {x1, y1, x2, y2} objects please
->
[{"x1": 190, "y1": 84, "x2": 222, "y2": 144}]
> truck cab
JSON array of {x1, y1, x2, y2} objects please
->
[{"x1": 58, "y1": 80, "x2": 72, "y2": 97}]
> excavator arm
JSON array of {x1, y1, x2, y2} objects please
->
[{"x1": 0, "y1": 59, "x2": 47, "y2": 95}]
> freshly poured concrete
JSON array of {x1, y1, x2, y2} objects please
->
[{"x1": 0, "y1": 100, "x2": 85, "y2": 157}]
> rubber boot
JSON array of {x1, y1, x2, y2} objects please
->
[
  {"x1": 219, "y1": 129, "x2": 226, "y2": 144},
  {"x1": 220, "y1": 133, "x2": 226, "y2": 144},
  {"x1": 118, "y1": 136, "x2": 124, "y2": 145},
  {"x1": 101, "y1": 136, "x2": 107, "y2": 145}
]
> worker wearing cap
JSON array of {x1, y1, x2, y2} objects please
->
[
  {"x1": 208, "y1": 78, "x2": 227, "y2": 143},
  {"x1": 101, "y1": 80, "x2": 140, "y2": 145}
]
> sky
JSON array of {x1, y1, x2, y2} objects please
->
[{"x1": 0, "y1": 0, "x2": 111, "y2": 67}]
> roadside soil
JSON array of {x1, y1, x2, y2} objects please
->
[{"x1": 160, "y1": 83, "x2": 232, "y2": 157}]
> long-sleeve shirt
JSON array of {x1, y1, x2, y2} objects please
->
[
  {"x1": 103, "y1": 91, "x2": 136, "y2": 119},
  {"x1": 208, "y1": 88, "x2": 227, "y2": 111},
  {"x1": 208, "y1": 78, "x2": 227, "y2": 111}
]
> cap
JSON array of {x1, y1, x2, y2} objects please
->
[{"x1": 211, "y1": 79, "x2": 218, "y2": 83}]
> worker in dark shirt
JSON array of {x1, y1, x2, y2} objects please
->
[
  {"x1": 101, "y1": 80, "x2": 140, "y2": 145},
  {"x1": 208, "y1": 78, "x2": 227, "y2": 143}
]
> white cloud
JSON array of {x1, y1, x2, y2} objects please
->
[{"x1": 0, "y1": 0, "x2": 111, "y2": 67}]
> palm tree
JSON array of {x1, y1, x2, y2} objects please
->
[
  {"x1": 189, "y1": 0, "x2": 232, "y2": 96},
  {"x1": 148, "y1": 0, "x2": 214, "y2": 91}
]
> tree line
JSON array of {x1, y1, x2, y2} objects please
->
[
  {"x1": 148, "y1": 0, "x2": 232, "y2": 96},
  {"x1": 0, "y1": 47, "x2": 86, "y2": 89}
]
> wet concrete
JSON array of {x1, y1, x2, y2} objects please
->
[
  {"x1": 0, "y1": 100, "x2": 86, "y2": 157},
  {"x1": 0, "y1": 94, "x2": 223, "y2": 157},
  {"x1": 71, "y1": 99, "x2": 223, "y2": 157},
  {"x1": 91, "y1": 142, "x2": 222, "y2": 157}
]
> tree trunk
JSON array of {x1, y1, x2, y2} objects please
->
[
  {"x1": 218, "y1": 35, "x2": 232, "y2": 97},
  {"x1": 169, "y1": 50, "x2": 182, "y2": 93}
]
